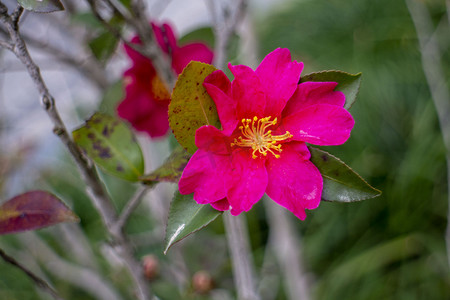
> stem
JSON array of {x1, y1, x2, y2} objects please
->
[
  {"x1": 405, "y1": 0, "x2": 450, "y2": 267},
  {"x1": 113, "y1": 185, "x2": 149, "y2": 232},
  {"x1": 0, "y1": 4, "x2": 151, "y2": 299},
  {"x1": 223, "y1": 213, "x2": 260, "y2": 300},
  {"x1": 209, "y1": 1, "x2": 259, "y2": 298},
  {"x1": 0, "y1": 248, "x2": 64, "y2": 300},
  {"x1": 264, "y1": 198, "x2": 311, "y2": 300}
]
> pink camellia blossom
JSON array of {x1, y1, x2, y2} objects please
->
[
  {"x1": 117, "y1": 22, "x2": 214, "y2": 138},
  {"x1": 178, "y1": 48, "x2": 354, "y2": 220}
]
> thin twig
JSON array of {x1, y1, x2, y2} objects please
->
[
  {"x1": 0, "y1": 3, "x2": 151, "y2": 299},
  {"x1": 208, "y1": 1, "x2": 259, "y2": 298},
  {"x1": 98, "y1": 0, "x2": 176, "y2": 88},
  {"x1": 405, "y1": 0, "x2": 450, "y2": 267},
  {"x1": 0, "y1": 26, "x2": 108, "y2": 89},
  {"x1": 0, "y1": 247, "x2": 64, "y2": 300},
  {"x1": 18, "y1": 234, "x2": 124, "y2": 300},
  {"x1": 113, "y1": 185, "x2": 149, "y2": 232},
  {"x1": 0, "y1": 39, "x2": 12, "y2": 50},
  {"x1": 264, "y1": 198, "x2": 311, "y2": 300},
  {"x1": 209, "y1": 0, "x2": 248, "y2": 69},
  {"x1": 223, "y1": 212, "x2": 260, "y2": 300}
]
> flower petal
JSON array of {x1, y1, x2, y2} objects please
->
[
  {"x1": 117, "y1": 72, "x2": 170, "y2": 137},
  {"x1": 204, "y1": 70, "x2": 238, "y2": 134},
  {"x1": 179, "y1": 149, "x2": 230, "y2": 204},
  {"x1": 210, "y1": 198, "x2": 230, "y2": 211},
  {"x1": 229, "y1": 63, "x2": 266, "y2": 119},
  {"x1": 123, "y1": 36, "x2": 147, "y2": 66},
  {"x1": 195, "y1": 125, "x2": 232, "y2": 155},
  {"x1": 281, "y1": 104, "x2": 354, "y2": 145},
  {"x1": 266, "y1": 145, "x2": 322, "y2": 220},
  {"x1": 151, "y1": 23, "x2": 177, "y2": 54},
  {"x1": 283, "y1": 81, "x2": 345, "y2": 117},
  {"x1": 225, "y1": 150, "x2": 268, "y2": 215},
  {"x1": 255, "y1": 48, "x2": 303, "y2": 117},
  {"x1": 172, "y1": 43, "x2": 214, "y2": 74}
]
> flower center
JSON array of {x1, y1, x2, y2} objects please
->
[{"x1": 231, "y1": 116, "x2": 293, "y2": 159}]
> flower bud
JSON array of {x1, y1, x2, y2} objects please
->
[{"x1": 192, "y1": 270, "x2": 214, "y2": 294}]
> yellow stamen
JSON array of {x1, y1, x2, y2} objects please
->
[{"x1": 231, "y1": 116, "x2": 293, "y2": 159}]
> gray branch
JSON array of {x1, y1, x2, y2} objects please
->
[
  {"x1": 207, "y1": 1, "x2": 260, "y2": 299},
  {"x1": 264, "y1": 198, "x2": 311, "y2": 300},
  {"x1": 0, "y1": 3, "x2": 151, "y2": 299},
  {"x1": 223, "y1": 212, "x2": 260, "y2": 300},
  {"x1": 97, "y1": 0, "x2": 177, "y2": 89},
  {"x1": 0, "y1": 247, "x2": 64, "y2": 300},
  {"x1": 405, "y1": 0, "x2": 450, "y2": 267}
]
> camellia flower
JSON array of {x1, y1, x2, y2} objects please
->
[
  {"x1": 178, "y1": 48, "x2": 354, "y2": 219},
  {"x1": 117, "y1": 22, "x2": 214, "y2": 137}
]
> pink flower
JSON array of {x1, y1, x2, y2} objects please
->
[
  {"x1": 178, "y1": 48, "x2": 354, "y2": 220},
  {"x1": 117, "y1": 22, "x2": 214, "y2": 138}
]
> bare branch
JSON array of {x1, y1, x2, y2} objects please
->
[
  {"x1": 405, "y1": 0, "x2": 450, "y2": 267},
  {"x1": 223, "y1": 213, "x2": 260, "y2": 300},
  {"x1": 0, "y1": 247, "x2": 64, "y2": 300},
  {"x1": 95, "y1": 0, "x2": 177, "y2": 88},
  {"x1": 113, "y1": 185, "x2": 150, "y2": 232},
  {"x1": 0, "y1": 4, "x2": 151, "y2": 299},
  {"x1": 208, "y1": 0, "x2": 248, "y2": 69},
  {"x1": 0, "y1": 39, "x2": 12, "y2": 50},
  {"x1": 208, "y1": 1, "x2": 259, "y2": 299},
  {"x1": 17, "y1": 234, "x2": 124, "y2": 300},
  {"x1": 264, "y1": 198, "x2": 311, "y2": 300},
  {"x1": 10, "y1": 5, "x2": 23, "y2": 27}
]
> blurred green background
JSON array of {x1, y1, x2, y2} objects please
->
[
  {"x1": 1, "y1": 0, "x2": 449, "y2": 299},
  {"x1": 257, "y1": 0, "x2": 450, "y2": 299}
]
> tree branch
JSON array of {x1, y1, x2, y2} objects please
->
[
  {"x1": 0, "y1": 247, "x2": 64, "y2": 300},
  {"x1": 113, "y1": 185, "x2": 150, "y2": 233},
  {"x1": 223, "y1": 213, "x2": 260, "y2": 300},
  {"x1": 0, "y1": 38, "x2": 12, "y2": 50},
  {"x1": 96, "y1": 0, "x2": 177, "y2": 89},
  {"x1": 264, "y1": 198, "x2": 311, "y2": 300},
  {"x1": 405, "y1": 0, "x2": 450, "y2": 267},
  {"x1": 208, "y1": 0, "x2": 248, "y2": 69},
  {"x1": 0, "y1": 3, "x2": 151, "y2": 299},
  {"x1": 207, "y1": 1, "x2": 259, "y2": 299}
]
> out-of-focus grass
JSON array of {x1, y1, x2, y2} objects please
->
[{"x1": 258, "y1": 0, "x2": 449, "y2": 298}]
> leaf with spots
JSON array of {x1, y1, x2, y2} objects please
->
[
  {"x1": 300, "y1": 70, "x2": 362, "y2": 109},
  {"x1": 169, "y1": 61, "x2": 221, "y2": 154},
  {"x1": 139, "y1": 147, "x2": 191, "y2": 185},
  {"x1": 17, "y1": 0, "x2": 64, "y2": 13},
  {"x1": 73, "y1": 112, "x2": 144, "y2": 181},
  {"x1": 0, "y1": 191, "x2": 79, "y2": 235},
  {"x1": 309, "y1": 147, "x2": 381, "y2": 202},
  {"x1": 164, "y1": 191, "x2": 222, "y2": 254}
]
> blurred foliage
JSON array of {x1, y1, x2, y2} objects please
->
[{"x1": 258, "y1": 0, "x2": 450, "y2": 299}]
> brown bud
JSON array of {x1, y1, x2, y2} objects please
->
[
  {"x1": 142, "y1": 255, "x2": 159, "y2": 280},
  {"x1": 192, "y1": 270, "x2": 214, "y2": 294}
]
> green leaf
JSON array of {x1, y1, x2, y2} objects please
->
[
  {"x1": 164, "y1": 191, "x2": 222, "y2": 254},
  {"x1": 73, "y1": 112, "x2": 144, "y2": 181},
  {"x1": 140, "y1": 147, "x2": 191, "y2": 184},
  {"x1": 309, "y1": 147, "x2": 381, "y2": 202},
  {"x1": 71, "y1": 12, "x2": 103, "y2": 29},
  {"x1": 17, "y1": 0, "x2": 64, "y2": 13},
  {"x1": 89, "y1": 31, "x2": 119, "y2": 63},
  {"x1": 0, "y1": 191, "x2": 79, "y2": 235},
  {"x1": 98, "y1": 80, "x2": 124, "y2": 116},
  {"x1": 168, "y1": 61, "x2": 221, "y2": 154},
  {"x1": 178, "y1": 27, "x2": 215, "y2": 49},
  {"x1": 300, "y1": 70, "x2": 362, "y2": 109}
]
